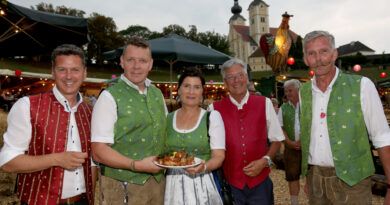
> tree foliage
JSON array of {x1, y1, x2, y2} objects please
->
[
  {"x1": 87, "y1": 13, "x2": 124, "y2": 65},
  {"x1": 288, "y1": 35, "x2": 306, "y2": 70},
  {"x1": 119, "y1": 25, "x2": 152, "y2": 40},
  {"x1": 119, "y1": 24, "x2": 230, "y2": 55},
  {"x1": 162, "y1": 24, "x2": 187, "y2": 36},
  {"x1": 32, "y1": 3, "x2": 85, "y2": 17}
]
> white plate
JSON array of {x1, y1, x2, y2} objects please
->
[{"x1": 154, "y1": 157, "x2": 202, "y2": 169}]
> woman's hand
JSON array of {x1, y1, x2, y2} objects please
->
[{"x1": 185, "y1": 161, "x2": 206, "y2": 175}]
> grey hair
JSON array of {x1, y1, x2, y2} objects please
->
[
  {"x1": 220, "y1": 58, "x2": 247, "y2": 79},
  {"x1": 303, "y1": 30, "x2": 336, "y2": 55},
  {"x1": 283, "y1": 79, "x2": 301, "y2": 90}
]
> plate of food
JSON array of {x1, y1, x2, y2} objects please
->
[{"x1": 154, "y1": 150, "x2": 202, "y2": 169}]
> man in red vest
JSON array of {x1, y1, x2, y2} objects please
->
[
  {"x1": 0, "y1": 44, "x2": 96, "y2": 205},
  {"x1": 209, "y1": 58, "x2": 284, "y2": 204}
]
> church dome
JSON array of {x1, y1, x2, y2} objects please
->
[{"x1": 231, "y1": 0, "x2": 242, "y2": 15}]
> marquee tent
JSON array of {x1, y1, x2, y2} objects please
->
[{"x1": 0, "y1": 1, "x2": 88, "y2": 56}]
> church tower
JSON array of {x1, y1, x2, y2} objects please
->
[
  {"x1": 228, "y1": 0, "x2": 249, "y2": 62},
  {"x1": 229, "y1": 0, "x2": 246, "y2": 26},
  {"x1": 248, "y1": 0, "x2": 269, "y2": 45}
]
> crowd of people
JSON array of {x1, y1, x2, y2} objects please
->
[{"x1": 0, "y1": 30, "x2": 389, "y2": 205}]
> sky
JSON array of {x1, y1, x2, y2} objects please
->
[{"x1": 9, "y1": 0, "x2": 390, "y2": 53}]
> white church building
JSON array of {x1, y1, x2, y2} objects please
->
[{"x1": 228, "y1": 0, "x2": 298, "y2": 72}]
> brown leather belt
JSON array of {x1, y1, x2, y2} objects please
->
[{"x1": 59, "y1": 193, "x2": 86, "y2": 204}]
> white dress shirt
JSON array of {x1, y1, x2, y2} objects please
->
[
  {"x1": 278, "y1": 102, "x2": 301, "y2": 141},
  {"x1": 209, "y1": 91, "x2": 285, "y2": 142},
  {"x1": 91, "y1": 75, "x2": 168, "y2": 144},
  {"x1": 0, "y1": 86, "x2": 86, "y2": 199},
  {"x1": 305, "y1": 68, "x2": 390, "y2": 167}
]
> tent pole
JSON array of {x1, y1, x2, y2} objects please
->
[{"x1": 165, "y1": 60, "x2": 177, "y2": 101}]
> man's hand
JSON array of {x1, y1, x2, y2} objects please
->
[
  {"x1": 243, "y1": 158, "x2": 267, "y2": 177},
  {"x1": 135, "y1": 156, "x2": 164, "y2": 174},
  {"x1": 55, "y1": 151, "x2": 88, "y2": 170},
  {"x1": 286, "y1": 139, "x2": 301, "y2": 150}
]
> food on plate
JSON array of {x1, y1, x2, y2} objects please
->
[{"x1": 157, "y1": 150, "x2": 195, "y2": 166}]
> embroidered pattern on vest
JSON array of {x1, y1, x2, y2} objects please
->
[
  {"x1": 214, "y1": 95, "x2": 269, "y2": 189},
  {"x1": 281, "y1": 103, "x2": 296, "y2": 141},
  {"x1": 166, "y1": 110, "x2": 211, "y2": 161},
  {"x1": 300, "y1": 72, "x2": 374, "y2": 186},
  {"x1": 103, "y1": 79, "x2": 166, "y2": 184},
  {"x1": 17, "y1": 92, "x2": 93, "y2": 205}
]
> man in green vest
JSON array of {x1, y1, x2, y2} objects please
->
[
  {"x1": 91, "y1": 36, "x2": 167, "y2": 205},
  {"x1": 278, "y1": 79, "x2": 302, "y2": 205},
  {"x1": 300, "y1": 30, "x2": 390, "y2": 204}
]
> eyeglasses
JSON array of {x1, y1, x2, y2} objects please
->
[{"x1": 225, "y1": 73, "x2": 246, "y2": 82}]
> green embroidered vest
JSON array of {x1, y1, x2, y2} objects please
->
[
  {"x1": 102, "y1": 79, "x2": 167, "y2": 184},
  {"x1": 165, "y1": 110, "x2": 211, "y2": 161},
  {"x1": 300, "y1": 72, "x2": 374, "y2": 186},
  {"x1": 281, "y1": 103, "x2": 296, "y2": 141}
]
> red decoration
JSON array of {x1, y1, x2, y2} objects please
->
[
  {"x1": 353, "y1": 64, "x2": 361, "y2": 72},
  {"x1": 111, "y1": 74, "x2": 117, "y2": 79},
  {"x1": 287, "y1": 57, "x2": 295, "y2": 65},
  {"x1": 320, "y1": 112, "x2": 326, "y2": 119},
  {"x1": 309, "y1": 70, "x2": 315, "y2": 77},
  {"x1": 14, "y1": 69, "x2": 22, "y2": 77},
  {"x1": 380, "y1": 72, "x2": 387, "y2": 78}
]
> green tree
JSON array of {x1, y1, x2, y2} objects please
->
[
  {"x1": 162, "y1": 24, "x2": 186, "y2": 36},
  {"x1": 186, "y1": 25, "x2": 199, "y2": 42},
  {"x1": 87, "y1": 13, "x2": 124, "y2": 65},
  {"x1": 197, "y1": 31, "x2": 231, "y2": 55},
  {"x1": 120, "y1": 24, "x2": 230, "y2": 55},
  {"x1": 119, "y1": 25, "x2": 152, "y2": 40},
  {"x1": 32, "y1": 3, "x2": 85, "y2": 17},
  {"x1": 288, "y1": 35, "x2": 305, "y2": 70}
]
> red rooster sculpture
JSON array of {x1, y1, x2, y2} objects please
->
[{"x1": 260, "y1": 12, "x2": 293, "y2": 74}]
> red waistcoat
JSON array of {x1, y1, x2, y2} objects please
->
[
  {"x1": 17, "y1": 92, "x2": 94, "y2": 205},
  {"x1": 214, "y1": 95, "x2": 269, "y2": 189}
]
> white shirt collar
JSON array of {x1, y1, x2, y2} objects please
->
[
  {"x1": 312, "y1": 67, "x2": 340, "y2": 93},
  {"x1": 52, "y1": 86, "x2": 83, "y2": 112},
  {"x1": 120, "y1": 74, "x2": 152, "y2": 95},
  {"x1": 229, "y1": 90, "x2": 250, "y2": 110}
]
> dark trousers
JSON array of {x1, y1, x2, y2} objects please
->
[{"x1": 230, "y1": 177, "x2": 274, "y2": 205}]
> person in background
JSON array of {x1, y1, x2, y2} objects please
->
[
  {"x1": 91, "y1": 36, "x2": 167, "y2": 205},
  {"x1": 164, "y1": 67, "x2": 225, "y2": 205},
  {"x1": 278, "y1": 79, "x2": 302, "y2": 205},
  {"x1": 209, "y1": 58, "x2": 284, "y2": 205},
  {"x1": 271, "y1": 98, "x2": 279, "y2": 114},
  {"x1": 300, "y1": 30, "x2": 390, "y2": 204},
  {"x1": 0, "y1": 44, "x2": 96, "y2": 205},
  {"x1": 248, "y1": 81, "x2": 257, "y2": 95}
]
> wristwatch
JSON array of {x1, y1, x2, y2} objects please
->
[{"x1": 262, "y1": 155, "x2": 273, "y2": 167}]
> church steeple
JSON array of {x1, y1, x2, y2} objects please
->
[
  {"x1": 231, "y1": 0, "x2": 242, "y2": 15},
  {"x1": 229, "y1": 0, "x2": 246, "y2": 24}
]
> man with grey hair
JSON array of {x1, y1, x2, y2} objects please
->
[
  {"x1": 277, "y1": 79, "x2": 302, "y2": 205},
  {"x1": 300, "y1": 30, "x2": 390, "y2": 204},
  {"x1": 209, "y1": 58, "x2": 284, "y2": 204},
  {"x1": 0, "y1": 44, "x2": 96, "y2": 204}
]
